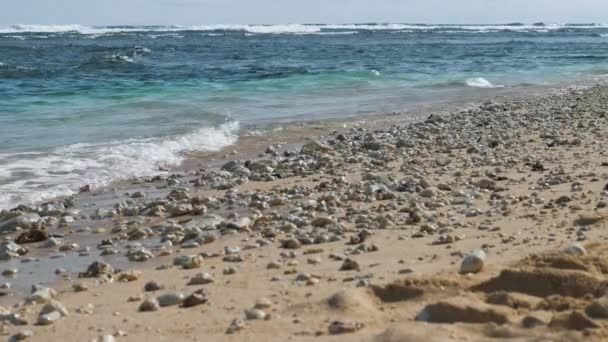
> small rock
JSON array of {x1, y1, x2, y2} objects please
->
[
  {"x1": 144, "y1": 281, "x2": 164, "y2": 292},
  {"x1": 40, "y1": 300, "x2": 69, "y2": 317},
  {"x1": 460, "y1": 250, "x2": 486, "y2": 274},
  {"x1": 226, "y1": 318, "x2": 246, "y2": 334},
  {"x1": 187, "y1": 273, "x2": 214, "y2": 285},
  {"x1": 79, "y1": 261, "x2": 114, "y2": 279},
  {"x1": 564, "y1": 243, "x2": 586, "y2": 256},
  {"x1": 182, "y1": 290, "x2": 208, "y2": 308},
  {"x1": 182, "y1": 255, "x2": 204, "y2": 269},
  {"x1": 328, "y1": 320, "x2": 364, "y2": 334},
  {"x1": 118, "y1": 271, "x2": 141, "y2": 282},
  {"x1": 2, "y1": 268, "x2": 18, "y2": 277},
  {"x1": 244, "y1": 308, "x2": 267, "y2": 320},
  {"x1": 157, "y1": 293, "x2": 185, "y2": 307},
  {"x1": 37, "y1": 311, "x2": 62, "y2": 325},
  {"x1": 138, "y1": 298, "x2": 160, "y2": 312},
  {"x1": 340, "y1": 258, "x2": 360, "y2": 271},
  {"x1": 28, "y1": 287, "x2": 57, "y2": 304},
  {"x1": 254, "y1": 297, "x2": 272, "y2": 309}
]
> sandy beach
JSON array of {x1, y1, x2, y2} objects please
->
[{"x1": 1, "y1": 82, "x2": 608, "y2": 341}]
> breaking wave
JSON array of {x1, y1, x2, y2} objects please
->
[
  {"x1": 0, "y1": 122, "x2": 239, "y2": 209},
  {"x1": 2, "y1": 23, "x2": 608, "y2": 35}
]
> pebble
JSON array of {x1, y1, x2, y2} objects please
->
[
  {"x1": 460, "y1": 250, "x2": 486, "y2": 274},
  {"x1": 182, "y1": 290, "x2": 208, "y2": 308},
  {"x1": 328, "y1": 320, "x2": 364, "y2": 334},
  {"x1": 37, "y1": 310, "x2": 62, "y2": 325},
  {"x1": 157, "y1": 292, "x2": 185, "y2": 307},
  {"x1": 254, "y1": 297, "x2": 273, "y2": 309},
  {"x1": 564, "y1": 243, "x2": 586, "y2": 256},
  {"x1": 244, "y1": 308, "x2": 267, "y2": 320},
  {"x1": 339, "y1": 258, "x2": 360, "y2": 271},
  {"x1": 226, "y1": 318, "x2": 246, "y2": 334},
  {"x1": 144, "y1": 281, "x2": 164, "y2": 292},
  {"x1": 223, "y1": 267, "x2": 237, "y2": 275},
  {"x1": 40, "y1": 300, "x2": 69, "y2": 317},
  {"x1": 138, "y1": 298, "x2": 160, "y2": 312},
  {"x1": 2, "y1": 268, "x2": 18, "y2": 277},
  {"x1": 188, "y1": 272, "x2": 214, "y2": 285}
]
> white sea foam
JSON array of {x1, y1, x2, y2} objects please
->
[
  {"x1": 2, "y1": 23, "x2": 607, "y2": 35},
  {"x1": 465, "y1": 77, "x2": 503, "y2": 88},
  {"x1": 0, "y1": 122, "x2": 239, "y2": 209}
]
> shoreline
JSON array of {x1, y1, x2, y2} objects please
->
[
  {"x1": 1, "y1": 81, "x2": 608, "y2": 340},
  {"x1": 5, "y1": 79, "x2": 584, "y2": 211},
  {"x1": 0, "y1": 77, "x2": 594, "y2": 212}
]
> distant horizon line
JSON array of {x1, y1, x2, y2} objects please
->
[{"x1": 2, "y1": 21, "x2": 607, "y2": 26}]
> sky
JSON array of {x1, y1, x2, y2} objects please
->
[{"x1": 2, "y1": 0, "x2": 608, "y2": 25}]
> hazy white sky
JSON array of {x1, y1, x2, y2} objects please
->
[{"x1": 2, "y1": 0, "x2": 608, "y2": 25}]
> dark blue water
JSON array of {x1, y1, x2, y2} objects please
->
[{"x1": 1, "y1": 23, "x2": 608, "y2": 208}]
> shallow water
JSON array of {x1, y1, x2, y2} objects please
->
[{"x1": 2, "y1": 23, "x2": 608, "y2": 208}]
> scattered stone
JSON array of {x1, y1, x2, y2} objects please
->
[
  {"x1": 182, "y1": 290, "x2": 208, "y2": 308},
  {"x1": 460, "y1": 250, "x2": 486, "y2": 274},
  {"x1": 40, "y1": 300, "x2": 69, "y2": 317},
  {"x1": 2, "y1": 268, "x2": 18, "y2": 277},
  {"x1": 340, "y1": 258, "x2": 360, "y2": 271},
  {"x1": 37, "y1": 310, "x2": 62, "y2": 325},
  {"x1": 79, "y1": 261, "x2": 114, "y2": 280},
  {"x1": 564, "y1": 243, "x2": 586, "y2": 256},
  {"x1": 118, "y1": 271, "x2": 141, "y2": 282},
  {"x1": 226, "y1": 318, "x2": 246, "y2": 334},
  {"x1": 244, "y1": 308, "x2": 267, "y2": 320},
  {"x1": 15, "y1": 229, "x2": 48, "y2": 244},
  {"x1": 28, "y1": 287, "x2": 57, "y2": 304},
  {"x1": 254, "y1": 297, "x2": 272, "y2": 309},
  {"x1": 328, "y1": 320, "x2": 364, "y2": 334},
  {"x1": 138, "y1": 298, "x2": 160, "y2": 312},
  {"x1": 157, "y1": 292, "x2": 185, "y2": 307},
  {"x1": 187, "y1": 273, "x2": 214, "y2": 285},
  {"x1": 144, "y1": 281, "x2": 164, "y2": 292}
]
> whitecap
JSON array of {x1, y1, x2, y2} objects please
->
[
  {"x1": 371, "y1": 69, "x2": 381, "y2": 76},
  {"x1": 4, "y1": 23, "x2": 607, "y2": 35},
  {"x1": 465, "y1": 77, "x2": 503, "y2": 88}
]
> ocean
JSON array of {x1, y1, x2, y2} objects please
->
[{"x1": 2, "y1": 23, "x2": 608, "y2": 208}]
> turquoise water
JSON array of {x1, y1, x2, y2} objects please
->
[{"x1": 2, "y1": 23, "x2": 608, "y2": 208}]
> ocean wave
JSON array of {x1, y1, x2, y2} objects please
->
[
  {"x1": 0, "y1": 122, "x2": 239, "y2": 209},
  {"x1": 77, "y1": 46, "x2": 152, "y2": 69},
  {"x1": 465, "y1": 77, "x2": 503, "y2": 88},
  {"x1": 2, "y1": 23, "x2": 608, "y2": 35},
  {"x1": 0, "y1": 62, "x2": 41, "y2": 77}
]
